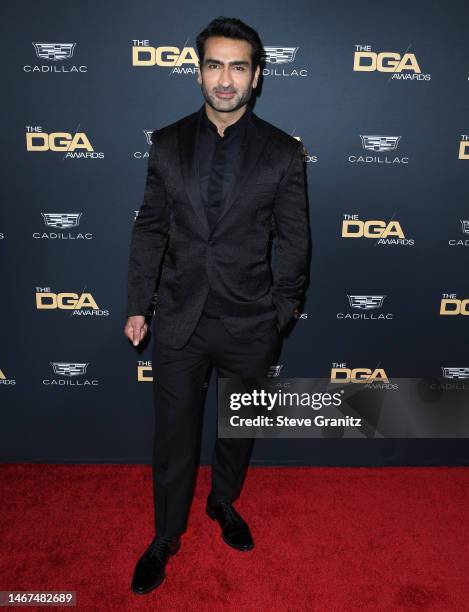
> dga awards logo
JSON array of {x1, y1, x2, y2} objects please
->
[
  {"x1": 448, "y1": 220, "x2": 469, "y2": 247},
  {"x1": 43, "y1": 362, "x2": 99, "y2": 386},
  {"x1": 133, "y1": 130, "x2": 154, "y2": 159},
  {"x1": 24, "y1": 42, "x2": 87, "y2": 73},
  {"x1": 131, "y1": 40, "x2": 198, "y2": 74},
  {"x1": 0, "y1": 369, "x2": 16, "y2": 385},
  {"x1": 336, "y1": 295, "x2": 393, "y2": 320},
  {"x1": 293, "y1": 308, "x2": 308, "y2": 320},
  {"x1": 330, "y1": 363, "x2": 398, "y2": 389},
  {"x1": 25, "y1": 127, "x2": 104, "y2": 159},
  {"x1": 33, "y1": 213, "x2": 93, "y2": 240},
  {"x1": 262, "y1": 46, "x2": 308, "y2": 77},
  {"x1": 348, "y1": 135, "x2": 409, "y2": 164},
  {"x1": 138, "y1": 361, "x2": 153, "y2": 382},
  {"x1": 353, "y1": 45, "x2": 431, "y2": 81},
  {"x1": 341, "y1": 214, "x2": 414, "y2": 246},
  {"x1": 440, "y1": 294, "x2": 469, "y2": 316},
  {"x1": 35, "y1": 288, "x2": 110, "y2": 316},
  {"x1": 293, "y1": 136, "x2": 317, "y2": 164},
  {"x1": 458, "y1": 135, "x2": 469, "y2": 159},
  {"x1": 138, "y1": 361, "x2": 208, "y2": 388}
]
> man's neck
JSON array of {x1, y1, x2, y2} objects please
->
[{"x1": 204, "y1": 103, "x2": 247, "y2": 137}]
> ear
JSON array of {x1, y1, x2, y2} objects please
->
[
  {"x1": 196, "y1": 64, "x2": 202, "y2": 85},
  {"x1": 252, "y1": 64, "x2": 260, "y2": 88}
]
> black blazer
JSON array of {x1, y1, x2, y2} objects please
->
[{"x1": 126, "y1": 104, "x2": 310, "y2": 349}]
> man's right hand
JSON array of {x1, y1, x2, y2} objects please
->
[{"x1": 124, "y1": 315, "x2": 148, "y2": 347}]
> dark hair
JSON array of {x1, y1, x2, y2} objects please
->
[{"x1": 196, "y1": 16, "x2": 264, "y2": 72}]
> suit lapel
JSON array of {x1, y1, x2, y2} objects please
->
[
  {"x1": 178, "y1": 108, "x2": 210, "y2": 238},
  {"x1": 178, "y1": 105, "x2": 268, "y2": 240}
]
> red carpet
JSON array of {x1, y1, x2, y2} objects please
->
[{"x1": 1, "y1": 464, "x2": 469, "y2": 611}]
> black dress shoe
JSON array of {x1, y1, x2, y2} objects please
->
[
  {"x1": 131, "y1": 535, "x2": 181, "y2": 595},
  {"x1": 206, "y1": 497, "x2": 254, "y2": 551}
]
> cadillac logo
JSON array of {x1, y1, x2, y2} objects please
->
[
  {"x1": 41, "y1": 213, "x2": 82, "y2": 229},
  {"x1": 32, "y1": 43, "x2": 76, "y2": 61},
  {"x1": 262, "y1": 47, "x2": 299, "y2": 64},
  {"x1": 50, "y1": 362, "x2": 88, "y2": 377},
  {"x1": 360, "y1": 135, "x2": 401, "y2": 152},
  {"x1": 347, "y1": 295, "x2": 386, "y2": 310}
]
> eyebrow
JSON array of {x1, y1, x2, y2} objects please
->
[{"x1": 203, "y1": 58, "x2": 250, "y2": 67}]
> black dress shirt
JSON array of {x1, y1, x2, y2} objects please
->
[{"x1": 197, "y1": 104, "x2": 251, "y2": 317}]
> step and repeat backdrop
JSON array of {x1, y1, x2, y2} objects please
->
[{"x1": 2, "y1": 0, "x2": 469, "y2": 464}]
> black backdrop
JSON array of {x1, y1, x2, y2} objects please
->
[{"x1": 2, "y1": 0, "x2": 469, "y2": 464}]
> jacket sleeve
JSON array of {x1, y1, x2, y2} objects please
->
[
  {"x1": 126, "y1": 133, "x2": 170, "y2": 317},
  {"x1": 271, "y1": 139, "x2": 310, "y2": 330}
]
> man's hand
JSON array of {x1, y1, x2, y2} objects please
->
[{"x1": 124, "y1": 315, "x2": 148, "y2": 347}]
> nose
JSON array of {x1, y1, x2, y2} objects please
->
[{"x1": 218, "y1": 67, "x2": 234, "y2": 89}]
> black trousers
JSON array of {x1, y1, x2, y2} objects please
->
[{"x1": 150, "y1": 310, "x2": 279, "y2": 537}]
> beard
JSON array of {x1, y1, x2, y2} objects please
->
[{"x1": 200, "y1": 81, "x2": 253, "y2": 113}]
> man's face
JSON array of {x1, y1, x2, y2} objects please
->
[{"x1": 197, "y1": 36, "x2": 260, "y2": 113}]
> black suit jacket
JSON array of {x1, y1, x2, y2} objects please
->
[{"x1": 126, "y1": 104, "x2": 310, "y2": 349}]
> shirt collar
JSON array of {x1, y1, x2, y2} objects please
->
[{"x1": 200, "y1": 103, "x2": 251, "y2": 138}]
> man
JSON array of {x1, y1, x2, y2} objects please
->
[{"x1": 124, "y1": 16, "x2": 310, "y2": 594}]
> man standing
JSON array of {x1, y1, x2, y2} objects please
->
[{"x1": 124, "y1": 16, "x2": 310, "y2": 594}]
